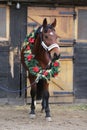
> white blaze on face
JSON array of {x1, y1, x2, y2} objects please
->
[
  {"x1": 40, "y1": 27, "x2": 43, "y2": 32},
  {"x1": 50, "y1": 32, "x2": 54, "y2": 35}
]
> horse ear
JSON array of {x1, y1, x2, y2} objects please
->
[
  {"x1": 43, "y1": 18, "x2": 47, "y2": 27},
  {"x1": 51, "y1": 18, "x2": 56, "y2": 28}
]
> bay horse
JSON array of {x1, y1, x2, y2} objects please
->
[{"x1": 21, "y1": 18, "x2": 60, "y2": 121}]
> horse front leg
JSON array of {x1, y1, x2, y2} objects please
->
[
  {"x1": 42, "y1": 81, "x2": 52, "y2": 121},
  {"x1": 28, "y1": 74, "x2": 37, "y2": 118},
  {"x1": 30, "y1": 86, "x2": 36, "y2": 118}
]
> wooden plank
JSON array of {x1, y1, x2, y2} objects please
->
[
  {"x1": 26, "y1": 95, "x2": 74, "y2": 104},
  {"x1": 28, "y1": 7, "x2": 73, "y2": 16}
]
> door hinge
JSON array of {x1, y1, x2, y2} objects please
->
[{"x1": 59, "y1": 11, "x2": 76, "y2": 19}]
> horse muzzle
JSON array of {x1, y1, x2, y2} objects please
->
[
  {"x1": 41, "y1": 41, "x2": 60, "y2": 62},
  {"x1": 46, "y1": 53, "x2": 60, "y2": 69},
  {"x1": 52, "y1": 53, "x2": 60, "y2": 61}
]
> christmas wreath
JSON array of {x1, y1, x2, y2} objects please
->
[{"x1": 22, "y1": 29, "x2": 60, "y2": 81}]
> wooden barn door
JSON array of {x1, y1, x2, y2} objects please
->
[
  {"x1": 27, "y1": 7, "x2": 74, "y2": 102},
  {"x1": 8, "y1": 5, "x2": 27, "y2": 100}
]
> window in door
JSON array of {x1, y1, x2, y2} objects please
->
[
  {"x1": 0, "y1": 6, "x2": 9, "y2": 41},
  {"x1": 76, "y1": 8, "x2": 87, "y2": 41}
]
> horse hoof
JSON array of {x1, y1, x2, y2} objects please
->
[
  {"x1": 29, "y1": 114, "x2": 36, "y2": 119},
  {"x1": 46, "y1": 117, "x2": 52, "y2": 122}
]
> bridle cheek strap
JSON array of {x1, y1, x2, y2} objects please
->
[{"x1": 41, "y1": 41, "x2": 60, "y2": 51}]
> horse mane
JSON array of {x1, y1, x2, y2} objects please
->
[
  {"x1": 34, "y1": 26, "x2": 43, "y2": 38},
  {"x1": 21, "y1": 26, "x2": 44, "y2": 70}
]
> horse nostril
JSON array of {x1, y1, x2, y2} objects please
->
[
  {"x1": 54, "y1": 53, "x2": 57, "y2": 57},
  {"x1": 54, "y1": 53, "x2": 58, "y2": 59}
]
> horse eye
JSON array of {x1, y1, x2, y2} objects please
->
[
  {"x1": 45, "y1": 35, "x2": 48, "y2": 39},
  {"x1": 44, "y1": 28, "x2": 48, "y2": 33}
]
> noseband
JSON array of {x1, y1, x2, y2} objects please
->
[{"x1": 41, "y1": 41, "x2": 60, "y2": 51}]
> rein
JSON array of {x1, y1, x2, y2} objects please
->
[{"x1": 0, "y1": 64, "x2": 50, "y2": 93}]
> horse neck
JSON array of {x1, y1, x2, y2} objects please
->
[
  {"x1": 33, "y1": 39, "x2": 46, "y2": 59},
  {"x1": 33, "y1": 38, "x2": 50, "y2": 68}
]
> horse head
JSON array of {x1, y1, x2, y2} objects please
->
[{"x1": 34, "y1": 18, "x2": 60, "y2": 68}]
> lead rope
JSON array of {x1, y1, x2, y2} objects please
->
[{"x1": 0, "y1": 64, "x2": 50, "y2": 93}]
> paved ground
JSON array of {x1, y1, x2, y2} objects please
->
[{"x1": 0, "y1": 104, "x2": 87, "y2": 130}]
